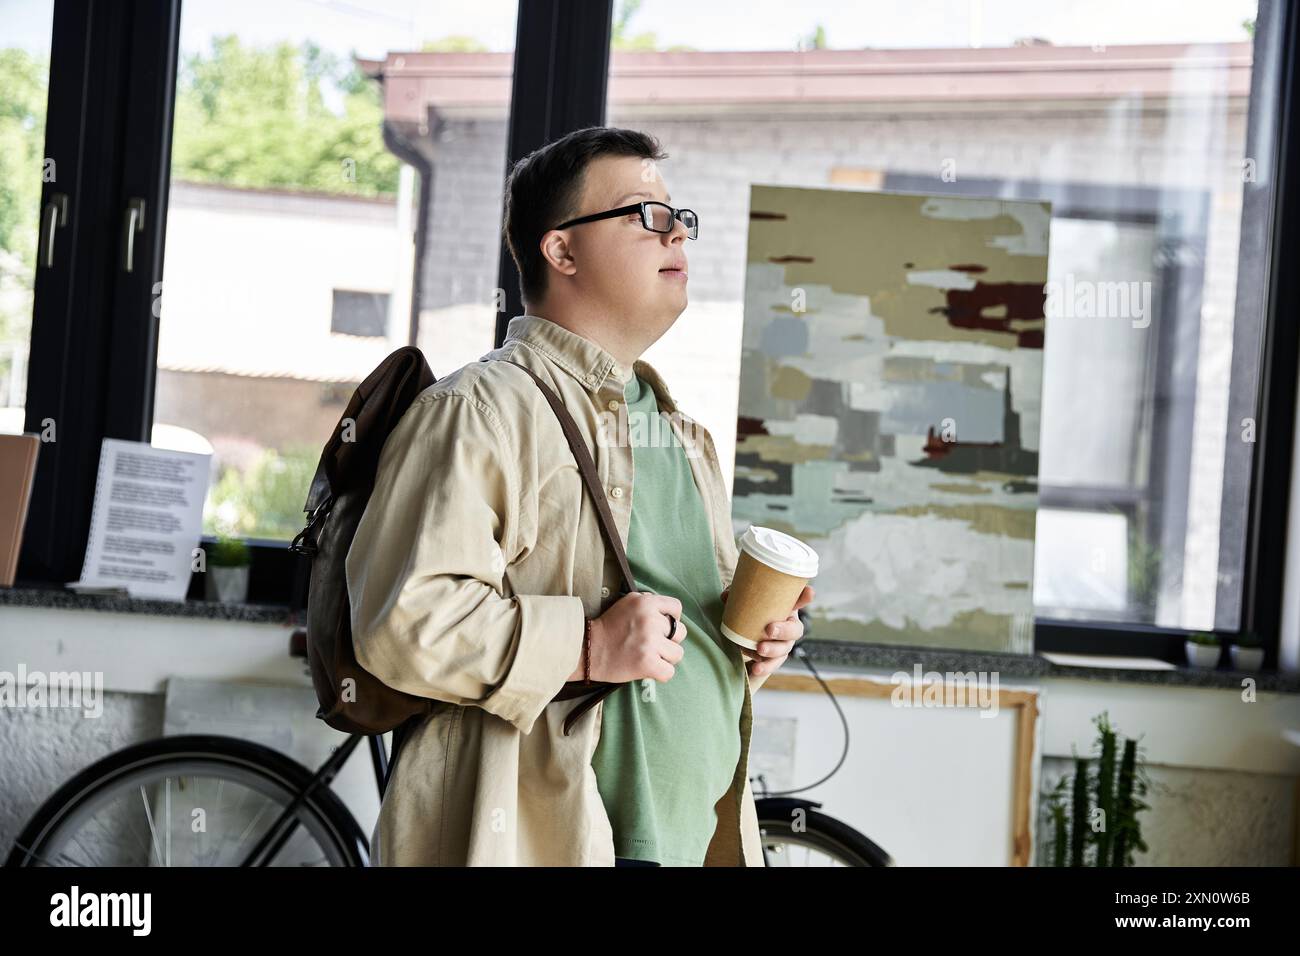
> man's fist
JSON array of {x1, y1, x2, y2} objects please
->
[{"x1": 568, "y1": 592, "x2": 687, "y2": 683}]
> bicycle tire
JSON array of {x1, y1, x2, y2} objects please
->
[
  {"x1": 5, "y1": 734, "x2": 369, "y2": 868},
  {"x1": 756, "y1": 806, "x2": 895, "y2": 867}
]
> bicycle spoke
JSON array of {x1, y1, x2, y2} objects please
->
[
  {"x1": 115, "y1": 792, "x2": 156, "y2": 864},
  {"x1": 232, "y1": 802, "x2": 273, "y2": 859},
  {"x1": 86, "y1": 812, "x2": 139, "y2": 866},
  {"x1": 205, "y1": 782, "x2": 255, "y2": 864},
  {"x1": 67, "y1": 832, "x2": 100, "y2": 867},
  {"x1": 11, "y1": 840, "x2": 86, "y2": 868},
  {"x1": 139, "y1": 784, "x2": 164, "y2": 866}
]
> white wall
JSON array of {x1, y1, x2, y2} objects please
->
[{"x1": 157, "y1": 180, "x2": 410, "y2": 384}]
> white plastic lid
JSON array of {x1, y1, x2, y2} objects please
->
[{"x1": 738, "y1": 525, "x2": 819, "y2": 578}]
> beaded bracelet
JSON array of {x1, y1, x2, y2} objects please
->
[{"x1": 583, "y1": 617, "x2": 594, "y2": 683}]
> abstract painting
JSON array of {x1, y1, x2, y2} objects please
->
[{"x1": 733, "y1": 185, "x2": 1050, "y2": 653}]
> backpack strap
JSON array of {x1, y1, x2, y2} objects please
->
[
  {"x1": 493, "y1": 359, "x2": 640, "y2": 733},
  {"x1": 498, "y1": 359, "x2": 637, "y2": 597}
]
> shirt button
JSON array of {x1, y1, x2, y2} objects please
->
[
  {"x1": 607, "y1": 399, "x2": 619, "y2": 411},
  {"x1": 601, "y1": 586, "x2": 610, "y2": 598},
  {"x1": 610, "y1": 486, "x2": 623, "y2": 498}
]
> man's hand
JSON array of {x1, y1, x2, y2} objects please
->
[
  {"x1": 720, "y1": 584, "x2": 815, "y2": 679},
  {"x1": 568, "y1": 592, "x2": 687, "y2": 683}
]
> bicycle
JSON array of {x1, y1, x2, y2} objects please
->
[{"x1": 6, "y1": 628, "x2": 892, "y2": 867}]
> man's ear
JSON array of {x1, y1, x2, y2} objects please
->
[{"x1": 539, "y1": 230, "x2": 577, "y2": 278}]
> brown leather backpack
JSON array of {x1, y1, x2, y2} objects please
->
[{"x1": 289, "y1": 350, "x2": 634, "y2": 762}]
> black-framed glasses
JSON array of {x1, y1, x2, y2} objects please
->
[{"x1": 552, "y1": 201, "x2": 699, "y2": 239}]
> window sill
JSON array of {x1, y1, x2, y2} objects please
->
[
  {"x1": 799, "y1": 638, "x2": 1300, "y2": 695},
  {"x1": 0, "y1": 581, "x2": 294, "y2": 626}
]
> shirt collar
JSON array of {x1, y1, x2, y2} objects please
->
[{"x1": 502, "y1": 313, "x2": 678, "y2": 412}]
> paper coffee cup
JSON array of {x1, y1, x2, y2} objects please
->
[{"x1": 721, "y1": 526, "x2": 818, "y2": 655}]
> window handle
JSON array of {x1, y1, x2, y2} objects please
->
[
  {"x1": 37, "y1": 192, "x2": 68, "y2": 268},
  {"x1": 122, "y1": 198, "x2": 146, "y2": 273}
]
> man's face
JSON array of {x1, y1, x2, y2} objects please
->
[{"x1": 543, "y1": 154, "x2": 690, "y2": 328}]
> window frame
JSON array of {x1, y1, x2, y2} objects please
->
[{"x1": 19, "y1": 0, "x2": 179, "y2": 585}]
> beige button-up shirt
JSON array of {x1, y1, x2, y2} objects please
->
[{"x1": 345, "y1": 313, "x2": 770, "y2": 866}]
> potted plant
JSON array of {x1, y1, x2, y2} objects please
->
[
  {"x1": 205, "y1": 532, "x2": 251, "y2": 603},
  {"x1": 1229, "y1": 631, "x2": 1266, "y2": 671},
  {"x1": 1184, "y1": 631, "x2": 1221, "y2": 669},
  {"x1": 1037, "y1": 711, "x2": 1151, "y2": 866}
]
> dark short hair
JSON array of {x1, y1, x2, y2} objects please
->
[{"x1": 503, "y1": 126, "x2": 668, "y2": 306}]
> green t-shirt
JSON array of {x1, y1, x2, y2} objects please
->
[{"x1": 590, "y1": 372, "x2": 747, "y2": 866}]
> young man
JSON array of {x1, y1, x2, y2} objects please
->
[{"x1": 345, "y1": 126, "x2": 814, "y2": 866}]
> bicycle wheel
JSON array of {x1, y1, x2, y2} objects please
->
[
  {"x1": 757, "y1": 807, "x2": 895, "y2": 867},
  {"x1": 6, "y1": 734, "x2": 368, "y2": 867}
]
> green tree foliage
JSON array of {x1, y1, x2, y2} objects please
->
[
  {"x1": 171, "y1": 35, "x2": 399, "y2": 198},
  {"x1": 611, "y1": 0, "x2": 695, "y2": 52},
  {"x1": 0, "y1": 46, "x2": 49, "y2": 347},
  {"x1": 797, "y1": 24, "x2": 828, "y2": 51},
  {"x1": 207, "y1": 442, "x2": 320, "y2": 541},
  {"x1": 421, "y1": 35, "x2": 488, "y2": 53}
]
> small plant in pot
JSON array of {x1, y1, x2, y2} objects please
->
[
  {"x1": 1229, "y1": 630, "x2": 1265, "y2": 671},
  {"x1": 205, "y1": 532, "x2": 251, "y2": 603},
  {"x1": 1184, "y1": 630, "x2": 1221, "y2": 669}
]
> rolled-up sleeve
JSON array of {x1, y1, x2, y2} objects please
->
[{"x1": 345, "y1": 390, "x2": 585, "y2": 736}]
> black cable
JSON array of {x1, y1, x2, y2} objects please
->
[{"x1": 754, "y1": 612, "x2": 850, "y2": 797}]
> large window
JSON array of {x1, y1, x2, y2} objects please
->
[
  {"x1": 594, "y1": 0, "x2": 1272, "y2": 634},
  {"x1": 11, "y1": 0, "x2": 1299, "y2": 662},
  {"x1": 152, "y1": 0, "x2": 518, "y2": 542}
]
